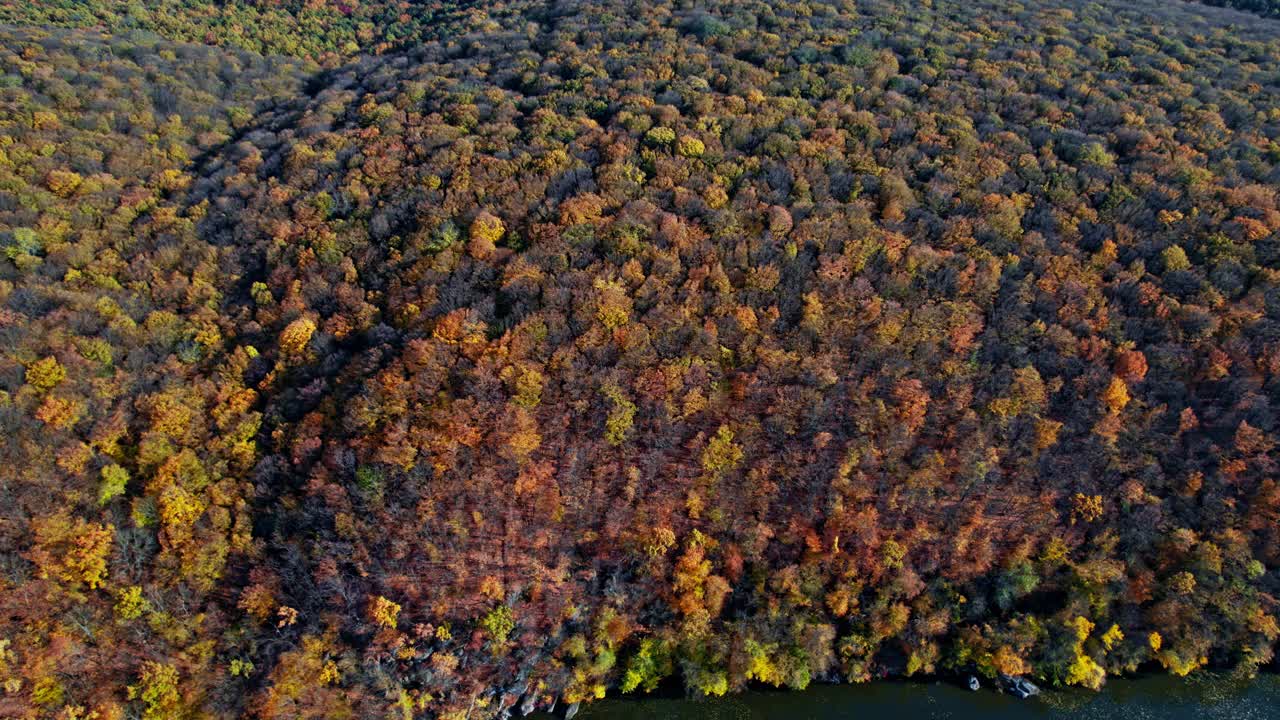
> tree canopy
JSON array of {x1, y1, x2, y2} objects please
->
[{"x1": 1, "y1": 0, "x2": 1280, "y2": 718}]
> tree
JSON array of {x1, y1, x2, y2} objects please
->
[{"x1": 29, "y1": 512, "x2": 113, "y2": 592}]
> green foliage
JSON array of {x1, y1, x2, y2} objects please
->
[
  {"x1": 513, "y1": 367, "x2": 545, "y2": 408},
  {"x1": 131, "y1": 662, "x2": 181, "y2": 720},
  {"x1": 701, "y1": 425, "x2": 743, "y2": 475},
  {"x1": 688, "y1": 666, "x2": 729, "y2": 697},
  {"x1": 31, "y1": 676, "x2": 64, "y2": 706},
  {"x1": 880, "y1": 539, "x2": 907, "y2": 570},
  {"x1": 603, "y1": 383, "x2": 637, "y2": 446},
  {"x1": 480, "y1": 605, "x2": 515, "y2": 645},
  {"x1": 99, "y1": 464, "x2": 130, "y2": 505},
  {"x1": 644, "y1": 126, "x2": 677, "y2": 147},
  {"x1": 620, "y1": 638, "x2": 673, "y2": 693},
  {"x1": 1079, "y1": 142, "x2": 1116, "y2": 167},
  {"x1": 426, "y1": 219, "x2": 460, "y2": 253},
  {"x1": 115, "y1": 585, "x2": 150, "y2": 621},
  {"x1": 996, "y1": 562, "x2": 1040, "y2": 610},
  {"x1": 682, "y1": 12, "x2": 732, "y2": 39},
  {"x1": 355, "y1": 466, "x2": 384, "y2": 494},
  {"x1": 7, "y1": 226, "x2": 41, "y2": 259},
  {"x1": 1162, "y1": 245, "x2": 1192, "y2": 272},
  {"x1": 676, "y1": 135, "x2": 706, "y2": 158}
]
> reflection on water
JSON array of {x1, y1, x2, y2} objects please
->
[{"x1": 533, "y1": 672, "x2": 1280, "y2": 720}]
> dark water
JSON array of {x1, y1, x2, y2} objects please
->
[{"x1": 535, "y1": 673, "x2": 1280, "y2": 720}]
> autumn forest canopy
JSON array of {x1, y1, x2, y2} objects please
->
[{"x1": 2, "y1": 0, "x2": 1280, "y2": 718}]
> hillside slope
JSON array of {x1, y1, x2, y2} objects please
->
[{"x1": 2, "y1": 0, "x2": 1280, "y2": 718}]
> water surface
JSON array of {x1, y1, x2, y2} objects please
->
[{"x1": 535, "y1": 673, "x2": 1279, "y2": 720}]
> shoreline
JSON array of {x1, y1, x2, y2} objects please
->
[{"x1": 529, "y1": 670, "x2": 1280, "y2": 719}]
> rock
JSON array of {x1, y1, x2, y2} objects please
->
[
  {"x1": 999, "y1": 674, "x2": 1040, "y2": 699},
  {"x1": 1015, "y1": 677, "x2": 1040, "y2": 698},
  {"x1": 968, "y1": 675, "x2": 980, "y2": 691}
]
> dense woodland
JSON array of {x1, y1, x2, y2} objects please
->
[
  {"x1": 1201, "y1": 0, "x2": 1280, "y2": 18},
  {"x1": 0, "y1": 1, "x2": 489, "y2": 63},
  {"x1": 4, "y1": 0, "x2": 1280, "y2": 61},
  {"x1": 2, "y1": 0, "x2": 1280, "y2": 718}
]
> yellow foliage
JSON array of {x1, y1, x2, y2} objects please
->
[
  {"x1": 480, "y1": 605, "x2": 514, "y2": 644},
  {"x1": 30, "y1": 511, "x2": 113, "y2": 591},
  {"x1": 602, "y1": 383, "x2": 636, "y2": 446},
  {"x1": 991, "y1": 645, "x2": 1029, "y2": 676},
  {"x1": 1034, "y1": 418, "x2": 1063, "y2": 451},
  {"x1": 676, "y1": 135, "x2": 705, "y2": 158},
  {"x1": 32, "y1": 676, "x2": 63, "y2": 706},
  {"x1": 370, "y1": 595, "x2": 401, "y2": 629},
  {"x1": 147, "y1": 391, "x2": 197, "y2": 440},
  {"x1": 258, "y1": 635, "x2": 348, "y2": 719},
  {"x1": 25, "y1": 356, "x2": 65, "y2": 390},
  {"x1": 701, "y1": 425, "x2": 743, "y2": 475},
  {"x1": 469, "y1": 211, "x2": 505, "y2": 259},
  {"x1": 1065, "y1": 652, "x2": 1105, "y2": 689},
  {"x1": 594, "y1": 278, "x2": 631, "y2": 329},
  {"x1": 99, "y1": 464, "x2": 130, "y2": 505},
  {"x1": 1072, "y1": 493, "x2": 1104, "y2": 524},
  {"x1": 279, "y1": 316, "x2": 317, "y2": 355},
  {"x1": 1148, "y1": 631, "x2": 1162, "y2": 652},
  {"x1": 644, "y1": 526, "x2": 676, "y2": 558},
  {"x1": 32, "y1": 110, "x2": 59, "y2": 130},
  {"x1": 512, "y1": 367, "x2": 544, "y2": 408},
  {"x1": 505, "y1": 407, "x2": 542, "y2": 459},
  {"x1": 35, "y1": 394, "x2": 84, "y2": 429},
  {"x1": 1101, "y1": 624, "x2": 1124, "y2": 651},
  {"x1": 46, "y1": 168, "x2": 83, "y2": 197},
  {"x1": 158, "y1": 483, "x2": 206, "y2": 541},
  {"x1": 130, "y1": 662, "x2": 180, "y2": 720},
  {"x1": 744, "y1": 640, "x2": 784, "y2": 686},
  {"x1": 1101, "y1": 376, "x2": 1130, "y2": 413},
  {"x1": 115, "y1": 585, "x2": 150, "y2": 621},
  {"x1": 704, "y1": 184, "x2": 728, "y2": 209},
  {"x1": 1157, "y1": 649, "x2": 1204, "y2": 676},
  {"x1": 1040, "y1": 536, "x2": 1070, "y2": 564},
  {"x1": 1170, "y1": 570, "x2": 1197, "y2": 595},
  {"x1": 1064, "y1": 617, "x2": 1105, "y2": 689},
  {"x1": 1072, "y1": 615, "x2": 1094, "y2": 642},
  {"x1": 696, "y1": 670, "x2": 728, "y2": 696}
]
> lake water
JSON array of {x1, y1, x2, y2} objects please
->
[{"x1": 533, "y1": 672, "x2": 1280, "y2": 720}]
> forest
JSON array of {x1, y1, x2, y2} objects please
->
[{"x1": 1, "y1": 0, "x2": 1279, "y2": 718}]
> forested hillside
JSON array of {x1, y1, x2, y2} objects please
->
[
  {"x1": 2, "y1": 0, "x2": 1280, "y2": 718},
  {"x1": 0, "y1": 1, "x2": 493, "y2": 63},
  {"x1": 1199, "y1": 0, "x2": 1280, "y2": 18}
]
